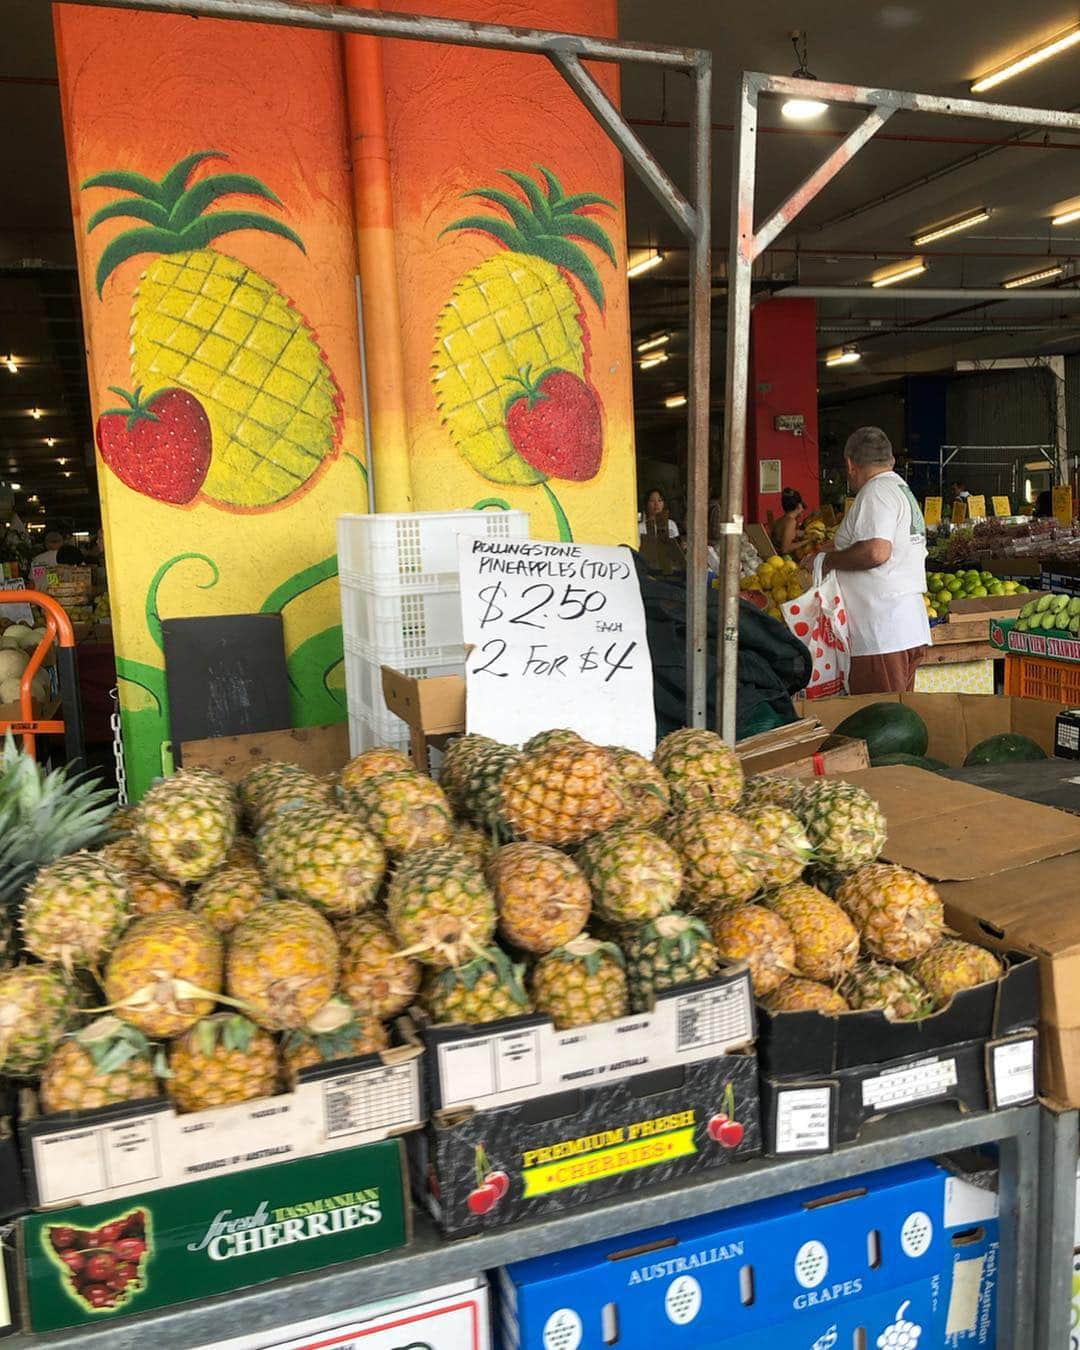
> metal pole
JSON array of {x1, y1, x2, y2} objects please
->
[
  {"x1": 684, "y1": 54, "x2": 712, "y2": 729},
  {"x1": 1035, "y1": 1104, "x2": 1078, "y2": 1350},
  {"x1": 66, "y1": 0, "x2": 700, "y2": 67},
  {"x1": 718, "y1": 73, "x2": 759, "y2": 742}
]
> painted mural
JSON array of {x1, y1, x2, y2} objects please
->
[{"x1": 54, "y1": 6, "x2": 366, "y2": 799}]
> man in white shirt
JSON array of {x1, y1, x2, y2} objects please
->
[
  {"x1": 31, "y1": 530, "x2": 64, "y2": 568},
  {"x1": 819, "y1": 427, "x2": 931, "y2": 694}
]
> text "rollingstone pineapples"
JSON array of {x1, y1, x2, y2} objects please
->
[{"x1": 187, "y1": 1189, "x2": 382, "y2": 1260}]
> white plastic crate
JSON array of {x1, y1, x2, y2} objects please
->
[
  {"x1": 337, "y1": 509, "x2": 529, "y2": 589},
  {"x1": 339, "y1": 574, "x2": 464, "y2": 660},
  {"x1": 344, "y1": 645, "x2": 465, "y2": 734},
  {"x1": 348, "y1": 711, "x2": 411, "y2": 757}
]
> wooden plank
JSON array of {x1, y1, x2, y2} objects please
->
[
  {"x1": 180, "y1": 724, "x2": 350, "y2": 781},
  {"x1": 922, "y1": 641, "x2": 998, "y2": 666},
  {"x1": 933, "y1": 622, "x2": 987, "y2": 646}
]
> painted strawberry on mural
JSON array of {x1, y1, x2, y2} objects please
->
[
  {"x1": 96, "y1": 385, "x2": 211, "y2": 504},
  {"x1": 504, "y1": 366, "x2": 602, "y2": 481}
]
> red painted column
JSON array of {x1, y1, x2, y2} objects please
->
[{"x1": 746, "y1": 298, "x2": 819, "y2": 524}]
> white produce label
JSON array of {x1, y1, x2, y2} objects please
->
[{"x1": 458, "y1": 537, "x2": 655, "y2": 755}]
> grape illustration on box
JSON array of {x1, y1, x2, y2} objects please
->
[
  {"x1": 432, "y1": 165, "x2": 614, "y2": 538},
  {"x1": 83, "y1": 151, "x2": 344, "y2": 511},
  {"x1": 45, "y1": 1207, "x2": 151, "y2": 1313}
]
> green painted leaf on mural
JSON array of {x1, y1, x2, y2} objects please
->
[
  {"x1": 145, "y1": 552, "x2": 221, "y2": 653},
  {"x1": 260, "y1": 555, "x2": 338, "y2": 616},
  {"x1": 287, "y1": 626, "x2": 347, "y2": 725},
  {"x1": 542, "y1": 483, "x2": 573, "y2": 542}
]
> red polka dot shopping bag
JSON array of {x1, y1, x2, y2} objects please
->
[{"x1": 781, "y1": 553, "x2": 850, "y2": 698}]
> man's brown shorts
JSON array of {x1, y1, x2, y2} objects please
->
[{"x1": 848, "y1": 646, "x2": 928, "y2": 695}]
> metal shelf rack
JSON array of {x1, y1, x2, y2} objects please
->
[
  {"x1": 1037, "y1": 1104, "x2": 1079, "y2": 1350},
  {"x1": 3, "y1": 1104, "x2": 1039, "y2": 1350}
]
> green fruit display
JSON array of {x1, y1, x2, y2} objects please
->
[
  {"x1": 963, "y1": 733, "x2": 1048, "y2": 767},
  {"x1": 834, "y1": 703, "x2": 929, "y2": 760}
]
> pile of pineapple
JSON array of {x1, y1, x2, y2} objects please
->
[{"x1": 0, "y1": 727, "x2": 1005, "y2": 1120}]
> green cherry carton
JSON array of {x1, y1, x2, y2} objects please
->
[{"x1": 18, "y1": 1139, "x2": 409, "y2": 1332}]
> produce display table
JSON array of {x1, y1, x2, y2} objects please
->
[
  {"x1": 0, "y1": 1105, "x2": 1040, "y2": 1350},
  {"x1": 944, "y1": 759, "x2": 1080, "y2": 814}
]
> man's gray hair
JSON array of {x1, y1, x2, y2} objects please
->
[{"x1": 845, "y1": 426, "x2": 894, "y2": 467}]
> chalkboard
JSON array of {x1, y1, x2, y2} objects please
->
[{"x1": 161, "y1": 614, "x2": 291, "y2": 763}]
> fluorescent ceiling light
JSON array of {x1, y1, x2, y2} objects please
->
[
  {"x1": 1003, "y1": 264, "x2": 1064, "y2": 289},
  {"x1": 627, "y1": 250, "x2": 663, "y2": 278},
  {"x1": 825, "y1": 347, "x2": 861, "y2": 367},
  {"x1": 636, "y1": 333, "x2": 670, "y2": 353},
  {"x1": 4, "y1": 357, "x2": 16, "y2": 375},
  {"x1": 1025, "y1": 459, "x2": 1054, "y2": 471},
  {"x1": 29, "y1": 408, "x2": 42, "y2": 420},
  {"x1": 1053, "y1": 205, "x2": 1080, "y2": 226},
  {"x1": 9, "y1": 483, "x2": 20, "y2": 492},
  {"x1": 782, "y1": 97, "x2": 829, "y2": 121},
  {"x1": 639, "y1": 353, "x2": 669, "y2": 370},
  {"x1": 912, "y1": 209, "x2": 990, "y2": 246},
  {"x1": 971, "y1": 23, "x2": 1080, "y2": 93},
  {"x1": 871, "y1": 258, "x2": 928, "y2": 288},
  {"x1": 664, "y1": 393, "x2": 688, "y2": 408}
]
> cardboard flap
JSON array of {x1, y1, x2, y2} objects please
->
[
  {"x1": 180, "y1": 724, "x2": 349, "y2": 779},
  {"x1": 840, "y1": 766, "x2": 1080, "y2": 879}
]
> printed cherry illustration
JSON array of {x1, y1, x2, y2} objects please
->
[
  {"x1": 466, "y1": 1142, "x2": 507, "y2": 1217},
  {"x1": 708, "y1": 1082, "x2": 745, "y2": 1149},
  {"x1": 504, "y1": 366, "x2": 603, "y2": 482},
  {"x1": 96, "y1": 384, "x2": 212, "y2": 505},
  {"x1": 707, "y1": 1112, "x2": 729, "y2": 1143},
  {"x1": 467, "y1": 1182, "x2": 500, "y2": 1215},
  {"x1": 484, "y1": 1169, "x2": 510, "y2": 1201},
  {"x1": 47, "y1": 1207, "x2": 150, "y2": 1313}
]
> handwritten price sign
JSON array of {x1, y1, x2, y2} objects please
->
[{"x1": 458, "y1": 538, "x2": 656, "y2": 755}]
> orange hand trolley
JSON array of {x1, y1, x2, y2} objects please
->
[{"x1": 0, "y1": 590, "x2": 86, "y2": 768}]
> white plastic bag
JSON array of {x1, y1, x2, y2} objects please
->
[{"x1": 781, "y1": 553, "x2": 851, "y2": 698}]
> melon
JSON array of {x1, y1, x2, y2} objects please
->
[
  {"x1": 963, "y1": 733, "x2": 1047, "y2": 767},
  {"x1": 834, "y1": 702, "x2": 929, "y2": 760}
]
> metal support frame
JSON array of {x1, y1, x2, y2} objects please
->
[
  {"x1": 1036, "y1": 1105, "x2": 1077, "y2": 1350},
  {"x1": 720, "y1": 73, "x2": 1080, "y2": 742},
  {"x1": 66, "y1": 0, "x2": 715, "y2": 728}
]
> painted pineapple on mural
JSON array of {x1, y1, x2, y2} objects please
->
[
  {"x1": 433, "y1": 165, "x2": 615, "y2": 523},
  {"x1": 83, "y1": 151, "x2": 343, "y2": 509}
]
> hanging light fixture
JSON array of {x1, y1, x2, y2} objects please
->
[
  {"x1": 912, "y1": 209, "x2": 990, "y2": 247},
  {"x1": 781, "y1": 31, "x2": 829, "y2": 121},
  {"x1": 627, "y1": 250, "x2": 664, "y2": 279},
  {"x1": 1003, "y1": 264, "x2": 1065, "y2": 289},
  {"x1": 636, "y1": 332, "x2": 671, "y2": 353},
  {"x1": 664, "y1": 393, "x2": 688, "y2": 408},
  {"x1": 639, "y1": 352, "x2": 669, "y2": 370},
  {"x1": 971, "y1": 23, "x2": 1080, "y2": 94},
  {"x1": 824, "y1": 346, "x2": 861, "y2": 367},
  {"x1": 4, "y1": 356, "x2": 16, "y2": 375},
  {"x1": 871, "y1": 257, "x2": 929, "y2": 288}
]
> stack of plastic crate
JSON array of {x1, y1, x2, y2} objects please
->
[{"x1": 338, "y1": 509, "x2": 530, "y2": 754}]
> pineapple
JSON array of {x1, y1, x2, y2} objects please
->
[
  {"x1": 240, "y1": 762, "x2": 334, "y2": 832},
  {"x1": 654, "y1": 729, "x2": 744, "y2": 811},
  {"x1": 797, "y1": 780, "x2": 886, "y2": 870},
  {"x1": 40, "y1": 1017, "x2": 158, "y2": 1114},
  {"x1": 104, "y1": 911, "x2": 223, "y2": 1038},
  {"x1": 22, "y1": 852, "x2": 131, "y2": 971},
  {"x1": 437, "y1": 734, "x2": 500, "y2": 815},
  {"x1": 451, "y1": 822, "x2": 493, "y2": 869},
  {"x1": 99, "y1": 836, "x2": 149, "y2": 875},
  {"x1": 740, "y1": 806, "x2": 812, "y2": 890},
  {"x1": 421, "y1": 946, "x2": 532, "y2": 1025},
  {"x1": 909, "y1": 939, "x2": 1002, "y2": 1008},
  {"x1": 258, "y1": 805, "x2": 385, "y2": 917},
  {"x1": 575, "y1": 827, "x2": 682, "y2": 924},
  {"x1": 501, "y1": 743, "x2": 625, "y2": 846},
  {"x1": 447, "y1": 738, "x2": 522, "y2": 837},
  {"x1": 84, "y1": 152, "x2": 343, "y2": 508},
  {"x1": 227, "y1": 899, "x2": 340, "y2": 1029},
  {"x1": 346, "y1": 771, "x2": 453, "y2": 856},
  {"x1": 136, "y1": 770, "x2": 237, "y2": 884},
  {"x1": 487, "y1": 842, "x2": 590, "y2": 953},
  {"x1": 663, "y1": 808, "x2": 763, "y2": 909},
  {"x1": 836, "y1": 864, "x2": 943, "y2": 963},
  {"x1": 281, "y1": 997, "x2": 388, "y2": 1087},
  {"x1": 339, "y1": 747, "x2": 414, "y2": 793},
  {"x1": 192, "y1": 863, "x2": 270, "y2": 935},
  {"x1": 739, "y1": 773, "x2": 804, "y2": 814},
  {"x1": 0, "y1": 965, "x2": 80, "y2": 1076},
  {"x1": 127, "y1": 870, "x2": 188, "y2": 917},
  {"x1": 624, "y1": 912, "x2": 719, "y2": 1012},
  {"x1": 844, "y1": 961, "x2": 933, "y2": 1022},
  {"x1": 530, "y1": 936, "x2": 628, "y2": 1029},
  {"x1": 765, "y1": 978, "x2": 849, "y2": 1014},
  {"x1": 523, "y1": 729, "x2": 585, "y2": 754},
  {"x1": 385, "y1": 846, "x2": 497, "y2": 967},
  {"x1": 337, "y1": 913, "x2": 420, "y2": 1020},
  {"x1": 225, "y1": 835, "x2": 260, "y2": 869},
  {"x1": 765, "y1": 883, "x2": 860, "y2": 983},
  {"x1": 605, "y1": 746, "x2": 671, "y2": 828},
  {"x1": 433, "y1": 166, "x2": 613, "y2": 486},
  {"x1": 708, "y1": 904, "x2": 797, "y2": 997},
  {"x1": 167, "y1": 1014, "x2": 278, "y2": 1112}
]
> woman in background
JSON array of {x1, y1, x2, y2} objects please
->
[
  {"x1": 639, "y1": 487, "x2": 680, "y2": 541},
  {"x1": 771, "y1": 487, "x2": 806, "y2": 555}
]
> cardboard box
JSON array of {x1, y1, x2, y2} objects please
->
[
  {"x1": 203, "y1": 1277, "x2": 490, "y2": 1350},
  {"x1": 411, "y1": 968, "x2": 761, "y2": 1237},
  {"x1": 19, "y1": 1047, "x2": 423, "y2": 1210},
  {"x1": 496, "y1": 1159, "x2": 999, "y2": 1350},
  {"x1": 18, "y1": 1139, "x2": 409, "y2": 1333},
  {"x1": 180, "y1": 724, "x2": 351, "y2": 780},
  {"x1": 797, "y1": 692, "x2": 1064, "y2": 766},
  {"x1": 736, "y1": 719, "x2": 870, "y2": 779}
]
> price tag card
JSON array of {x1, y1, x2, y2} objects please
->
[
  {"x1": 458, "y1": 537, "x2": 656, "y2": 755},
  {"x1": 0, "y1": 577, "x2": 33, "y2": 626},
  {"x1": 967, "y1": 494, "x2": 986, "y2": 520},
  {"x1": 924, "y1": 497, "x2": 942, "y2": 528},
  {"x1": 993, "y1": 496, "x2": 1012, "y2": 517},
  {"x1": 1054, "y1": 484, "x2": 1074, "y2": 526},
  {"x1": 951, "y1": 500, "x2": 967, "y2": 524}
]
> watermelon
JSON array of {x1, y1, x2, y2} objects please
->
[
  {"x1": 963, "y1": 733, "x2": 1047, "y2": 767},
  {"x1": 871, "y1": 752, "x2": 949, "y2": 772},
  {"x1": 834, "y1": 702, "x2": 929, "y2": 759}
]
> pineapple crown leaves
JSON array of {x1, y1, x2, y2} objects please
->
[
  {"x1": 71, "y1": 1015, "x2": 152, "y2": 1074},
  {"x1": 435, "y1": 946, "x2": 529, "y2": 1006},
  {"x1": 641, "y1": 913, "x2": 713, "y2": 963},
  {"x1": 441, "y1": 164, "x2": 616, "y2": 311},
  {"x1": 549, "y1": 936, "x2": 625, "y2": 975},
  {"x1": 192, "y1": 1013, "x2": 259, "y2": 1058},
  {"x1": 283, "y1": 997, "x2": 375, "y2": 1059},
  {"x1": 81, "y1": 149, "x2": 306, "y2": 297}
]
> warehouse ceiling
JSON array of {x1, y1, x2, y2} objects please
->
[{"x1": 5, "y1": 0, "x2": 1080, "y2": 501}]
